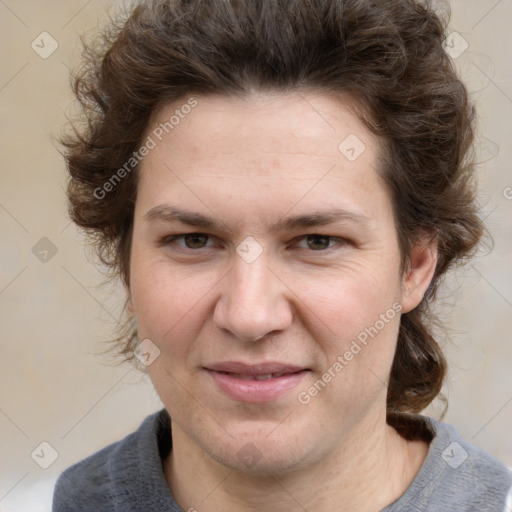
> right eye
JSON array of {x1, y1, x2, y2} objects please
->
[{"x1": 159, "y1": 233, "x2": 214, "y2": 250}]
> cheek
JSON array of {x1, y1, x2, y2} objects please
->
[
  {"x1": 292, "y1": 264, "x2": 402, "y2": 387},
  {"x1": 129, "y1": 253, "x2": 221, "y2": 342},
  {"x1": 290, "y1": 260, "x2": 401, "y2": 333},
  {"x1": 303, "y1": 277, "x2": 401, "y2": 408}
]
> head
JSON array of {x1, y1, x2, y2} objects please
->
[{"x1": 63, "y1": 0, "x2": 483, "y2": 472}]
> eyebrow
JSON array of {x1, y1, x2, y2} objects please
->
[{"x1": 143, "y1": 205, "x2": 370, "y2": 233}]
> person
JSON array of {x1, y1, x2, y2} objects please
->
[{"x1": 52, "y1": 0, "x2": 512, "y2": 510}]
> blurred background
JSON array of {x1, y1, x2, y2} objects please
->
[{"x1": 1, "y1": 1, "x2": 511, "y2": 511}]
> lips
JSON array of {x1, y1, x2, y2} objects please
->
[
  {"x1": 206, "y1": 361, "x2": 306, "y2": 375},
  {"x1": 205, "y1": 362, "x2": 309, "y2": 402},
  {"x1": 219, "y1": 372, "x2": 292, "y2": 381}
]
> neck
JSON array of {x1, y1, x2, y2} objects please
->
[{"x1": 164, "y1": 412, "x2": 429, "y2": 512}]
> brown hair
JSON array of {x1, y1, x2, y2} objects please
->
[{"x1": 62, "y1": 0, "x2": 483, "y2": 427}]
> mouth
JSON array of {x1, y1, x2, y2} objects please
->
[
  {"x1": 214, "y1": 371, "x2": 300, "y2": 381},
  {"x1": 204, "y1": 362, "x2": 310, "y2": 402}
]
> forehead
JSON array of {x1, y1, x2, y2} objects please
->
[
  {"x1": 136, "y1": 92, "x2": 389, "y2": 227},
  {"x1": 145, "y1": 91, "x2": 379, "y2": 170}
]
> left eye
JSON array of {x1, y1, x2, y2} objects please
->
[{"x1": 292, "y1": 234, "x2": 345, "y2": 251}]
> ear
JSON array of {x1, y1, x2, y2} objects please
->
[{"x1": 400, "y1": 232, "x2": 438, "y2": 314}]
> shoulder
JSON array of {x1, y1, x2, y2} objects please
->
[
  {"x1": 387, "y1": 416, "x2": 512, "y2": 512},
  {"x1": 430, "y1": 419, "x2": 511, "y2": 493},
  {"x1": 52, "y1": 410, "x2": 170, "y2": 512},
  {"x1": 52, "y1": 440, "x2": 118, "y2": 510}
]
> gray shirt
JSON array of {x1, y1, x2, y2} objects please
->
[{"x1": 52, "y1": 409, "x2": 512, "y2": 512}]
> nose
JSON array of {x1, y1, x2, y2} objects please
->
[{"x1": 213, "y1": 253, "x2": 294, "y2": 342}]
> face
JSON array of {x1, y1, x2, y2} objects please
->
[{"x1": 127, "y1": 92, "x2": 435, "y2": 474}]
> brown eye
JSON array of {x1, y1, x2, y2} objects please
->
[
  {"x1": 305, "y1": 235, "x2": 331, "y2": 250},
  {"x1": 294, "y1": 235, "x2": 345, "y2": 251},
  {"x1": 160, "y1": 233, "x2": 213, "y2": 250},
  {"x1": 182, "y1": 234, "x2": 209, "y2": 249}
]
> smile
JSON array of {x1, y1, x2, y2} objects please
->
[
  {"x1": 204, "y1": 364, "x2": 310, "y2": 402},
  {"x1": 219, "y1": 371, "x2": 294, "y2": 380}
]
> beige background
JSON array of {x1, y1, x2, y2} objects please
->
[{"x1": 0, "y1": 1, "x2": 511, "y2": 511}]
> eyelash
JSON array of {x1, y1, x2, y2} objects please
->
[{"x1": 159, "y1": 233, "x2": 348, "y2": 253}]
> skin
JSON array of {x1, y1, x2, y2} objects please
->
[{"x1": 126, "y1": 91, "x2": 437, "y2": 511}]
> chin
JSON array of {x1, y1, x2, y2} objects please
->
[
  {"x1": 196, "y1": 423, "x2": 319, "y2": 476},
  {"x1": 211, "y1": 443, "x2": 309, "y2": 476}
]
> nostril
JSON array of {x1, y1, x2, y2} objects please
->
[{"x1": 239, "y1": 333, "x2": 268, "y2": 342}]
